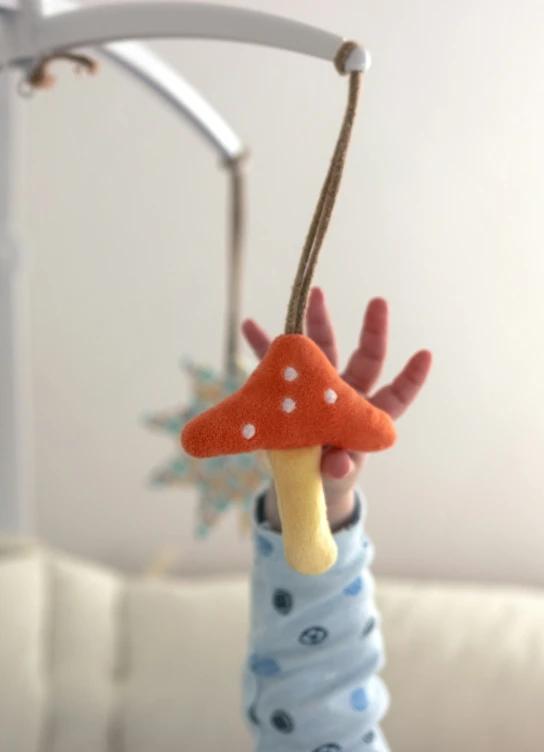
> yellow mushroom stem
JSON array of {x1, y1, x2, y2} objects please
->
[{"x1": 267, "y1": 446, "x2": 338, "y2": 576}]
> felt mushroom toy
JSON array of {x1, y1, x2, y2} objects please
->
[
  {"x1": 182, "y1": 334, "x2": 395, "y2": 574},
  {"x1": 182, "y1": 41, "x2": 396, "y2": 575}
]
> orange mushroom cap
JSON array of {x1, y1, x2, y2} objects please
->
[{"x1": 181, "y1": 334, "x2": 396, "y2": 458}]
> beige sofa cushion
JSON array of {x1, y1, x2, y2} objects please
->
[{"x1": 1, "y1": 541, "x2": 543, "y2": 752}]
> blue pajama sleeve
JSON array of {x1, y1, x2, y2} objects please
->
[{"x1": 243, "y1": 492, "x2": 391, "y2": 752}]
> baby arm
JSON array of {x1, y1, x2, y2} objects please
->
[
  {"x1": 245, "y1": 488, "x2": 389, "y2": 752},
  {"x1": 242, "y1": 289, "x2": 431, "y2": 752}
]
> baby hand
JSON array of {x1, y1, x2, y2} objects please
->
[{"x1": 242, "y1": 288, "x2": 432, "y2": 532}]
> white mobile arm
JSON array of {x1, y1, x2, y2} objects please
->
[{"x1": 0, "y1": 2, "x2": 370, "y2": 73}]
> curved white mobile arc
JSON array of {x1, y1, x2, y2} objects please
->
[{"x1": 1, "y1": 3, "x2": 370, "y2": 73}]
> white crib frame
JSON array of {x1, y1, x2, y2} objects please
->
[{"x1": 0, "y1": 0, "x2": 369, "y2": 532}]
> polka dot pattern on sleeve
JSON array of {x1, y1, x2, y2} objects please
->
[
  {"x1": 350, "y1": 688, "x2": 369, "y2": 712},
  {"x1": 299, "y1": 626, "x2": 329, "y2": 646},
  {"x1": 270, "y1": 709, "x2": 295, "y2": 734},
  {"x1": 273, "y1": 588, "x2": 293, "y2": 615},
  {"x1": 246, "y1": 490, "x2": 389, "y2": 751},
  {"x1": 249, "y1": 654, "x2": 280, "y2": 677},
  {"x1": 256, "y1": 534, "x2": 274, "y2": 557},
  {"x1": 343, "y1": 575, "x2": 363, "y2": 596}
]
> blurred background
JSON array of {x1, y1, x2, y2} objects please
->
[{"x1": 15, "y1": 0, "x2": 544, "y2": 585}]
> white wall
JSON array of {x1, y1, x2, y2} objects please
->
[{"x1": 21, "y1": 0, "x2": 544, "y2": 585}]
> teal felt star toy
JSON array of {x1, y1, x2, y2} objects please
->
[{"x1": 145, "y1": 360, "x2": 269, "y2": 537}]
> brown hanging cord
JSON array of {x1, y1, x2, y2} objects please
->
[
  {"x1": 224, "y1": 152, "x2": 249, "y2": 376},
  {"x1": 285, "y1": 40, "x2": 362, "y2": 335},
  {"x1": 26, "y1": 52, "x2": 98, "y2": 90}
]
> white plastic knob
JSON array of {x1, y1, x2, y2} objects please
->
[{"x1": 344, "y1": 45, "x2": 372, "y2": 73}]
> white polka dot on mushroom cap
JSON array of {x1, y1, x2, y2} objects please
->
[
  {"x1": 242, "y1": 423, "x2": 256, "y2": 439},
  {"x1": 283, "y1": 366, "x2": 298, "y2": 382},
  {"x1": 282, "y1": 398, "x2": 296, "y2": 414},
  {"x1": 324, "y1": 388, "x2": 338, "y2": 404}
]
